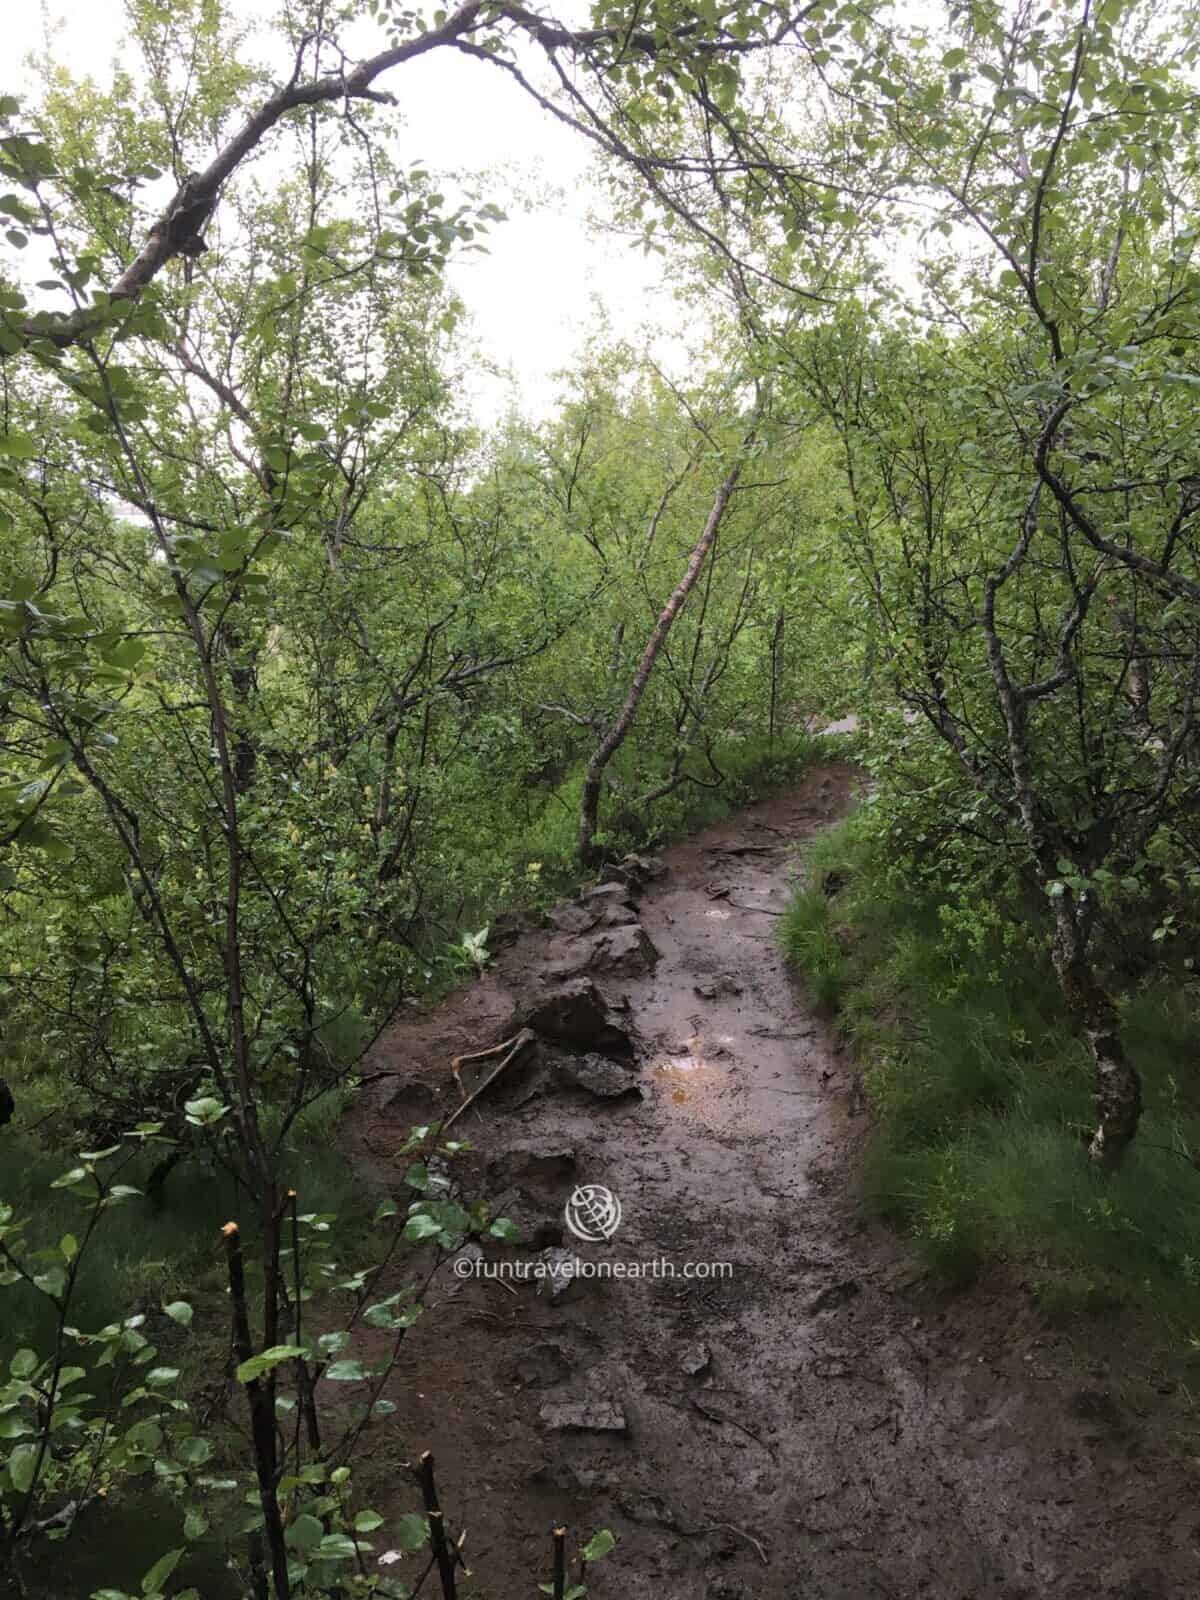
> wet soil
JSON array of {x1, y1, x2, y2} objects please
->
[{"x1": 345, "y1": 764, "x2": 1200, "y2": 1600}]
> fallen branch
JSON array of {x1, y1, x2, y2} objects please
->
[{"x1": 443, "y1": 1030, "x2": 536, "y2": 1131}]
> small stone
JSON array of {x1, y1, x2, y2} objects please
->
[
  {"x1": 539, "y1": 1397, "x2": 627, "y2": 1434},
  {"x1": 679, "y1": 1342, "x2": 711, "y2": 1377},
  {"x1": 911, "y1": 1317, "x2": 922, "y2": 1330},
  {"x1": 537, "y1": 1246, "x2": 578, "y2": 1302}
]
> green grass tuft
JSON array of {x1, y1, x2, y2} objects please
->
[{"x1": 779, "y1": 811, "x2": 1200, "y2": 1335}]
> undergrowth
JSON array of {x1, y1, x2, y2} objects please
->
[
  {"x1": 780, "y1": 808, "x2": 1200, "y2": 1335},
  {"x1": 1, "y1": 730, "x2": 821, "y2": 1371}
]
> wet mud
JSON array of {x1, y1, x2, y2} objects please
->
[{"x1": 345, "y1": 764, "x2": 1199, "y2": 1600}]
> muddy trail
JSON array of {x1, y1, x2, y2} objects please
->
[{"x1": 346, "y1": 765, "x2": 1196, "y2": 1600}]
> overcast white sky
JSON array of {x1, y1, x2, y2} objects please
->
[{"x1": 8, "y1": 0, "x2": 688, "y2": 422}]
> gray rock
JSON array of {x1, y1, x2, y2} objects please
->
[
  {"x1": 520, "y1": 979, "x2": 632, "y2": 1054},
  {"x1": 693, "y1": 976, "x2": 744, "y2": 1001},
  {"x1": 556, "y1": 1054, "x2": 642, "y2": 1100},
  {"x1": 539, "y1": 1397, "x2": 627, "y2": 1434},
  {"x1": 611, "y1": 852, "x2": 666, "y2": 888},
  {"x1": 579, "y1": 881, "x2": 637, "y2": 907},
  {"x1": 548, "y1": 902, "x2": 601, "y2": 936},
  {"x1": 586, "y1": 923, "x2": 658, "y2": 977}
]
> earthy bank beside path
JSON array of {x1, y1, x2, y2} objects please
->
[{"x1": 345, "y1": 764, "x2": 1198, "y2": 1600}]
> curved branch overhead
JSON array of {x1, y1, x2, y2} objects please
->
[{"x1": 6, "y1": 1, "x2": 824, "y2": 353}]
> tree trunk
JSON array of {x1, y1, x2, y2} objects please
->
[
  {"x1": 577, "y1": 451, "x2": 746, "y2": 866},
  {"x1": 1051, "y1": 896, "x2": 1142, "y2": 1167}
]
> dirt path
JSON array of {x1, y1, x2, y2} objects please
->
[{"x1": 346, "y1": 765, "x2": 1197, "y2": 1600}]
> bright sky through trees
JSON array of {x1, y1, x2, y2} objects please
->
[{"x1": 10, "y1": 0, "x2": 685, "y2": 420}]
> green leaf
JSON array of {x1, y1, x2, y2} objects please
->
[
  {"x1": 402, "y1": 1213, "x2": 441, "y2": 1243},
  {"x1": 316, "y1": 1533, "x2": 360, "y2": 1560},
  {"x1": 162, "y1": 1301, "x2": 193, "y2": 1328},
  {"x1": 393, "y1": 1513, "x2": 430, "y2": 1552},
  {"x1": 141, "y1": 1547, "x2": 183, "y2": 1596},
  {"x1": 581, "y1": 1529, "x2": 616, "y2": 1563},
  {"x1": 354, "y1": 1510, "x2": 384, "y2": 1532},
  {"x1": 183, "y1": 1097, "x2": 228, "y2": 1127},
  {"x1": 183, "y1": 1508, "x2": 208, "y2": 1541},
  {"x1": 324, "y1": 1360, "x2": 367, "y2": 1382},
  {"x1": 285, "y1": 1512, "x2": 325, "y2": 1552},
  {"x1": 8, "y1": 1441, "x2": 38, "y2": 1494},
  {"x1": 10, "y1": 1349, "x2": 38, "y2": 1379},
  {"x1": 50, "y1": 1166, "x2": 89, "y2": 1190},
  {"x1": 235, "y1": 1344, "x2": 309, "y2": 1383}
]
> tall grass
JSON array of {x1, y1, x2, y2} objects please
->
[{"x1": 779, "y1": 812, "x2": 1200, "y2": 1332}]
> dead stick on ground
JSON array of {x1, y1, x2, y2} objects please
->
[
  {"x1": 688, "y1": 1395, "x2": 773, "y2": 1454},
  {"x1": 710, "y1": 1523, "x2": 769, "y2": 1565},
  {"x1": 443, "y1": 1030, "x2": 536, "y2": 1132}
]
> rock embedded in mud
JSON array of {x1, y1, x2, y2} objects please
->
[
  {"x1": 519, "y1": 979, "x2": 632, "y2": 1054},
  {"x1": 538, "y1": 1397, "x2": 628, "y2": 1434},
  {"x1": 555, "y1": 1054, "x2": 642, "y2": 1100},
  {"x1": 679, "y1": 1342, "x2": 711, "y2": 1377},
  {"x1": 578, "y1": 881, "x2": 638, "y2": 908},
  {"x1": 536, "y1": 1246, "x2": 578, "y2": 1301},
  {"x1": 591, "y1": 923, "x2": 659, "y2": 976},
  {"x1": 610, "y1": 851, "x2": 666, "y2": 888},
  {"x1": 548, "y1": 902, "x2": 601, "y2": 937},
  {"x1": 693, "y1": 976, "x2": 744, "y2": 1001}
]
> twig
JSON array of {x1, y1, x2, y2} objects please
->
[
  {"x1": 711, "y1": 1522, "x2": 769, "y2": 1565},
  {"x1": 688, "y1": 1395, "x2": 772, "y2": 1454}
]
